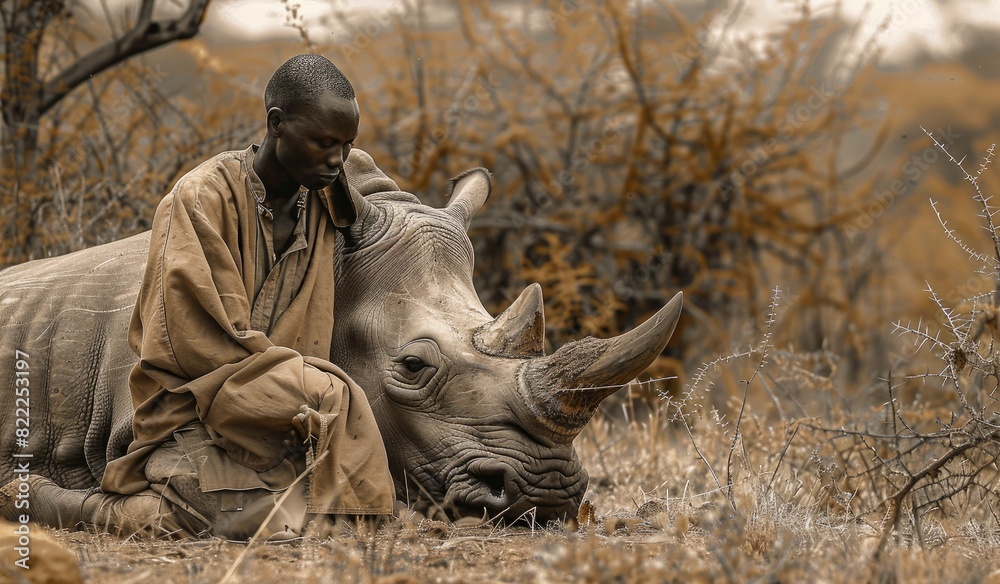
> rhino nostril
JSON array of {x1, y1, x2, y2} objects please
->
[{"x1": 470, "y1": 468, "x2": 506, "y2": 500}]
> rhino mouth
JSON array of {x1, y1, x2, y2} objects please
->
[{"x1": 434, "y1": 456, "x2": 587, "y2": 523}]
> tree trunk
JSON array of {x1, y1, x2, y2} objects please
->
[
  {"x1": 0, "y1": 0, "x2": 210, "y2": 173},
  {"x1": 1, "y1": 0, "x2": 63, "y2": 173}
]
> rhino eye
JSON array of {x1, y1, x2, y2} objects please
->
[
  {"x1": 402, "y1": 356, "x2": 426, "y2": 373},
  {"x1": 386, "y1": 339, "x2": 447, "y2": 404},
  {"x1": 393, "y1": 355, "x2": 434, "y2": 382}
]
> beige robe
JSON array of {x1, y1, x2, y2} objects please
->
[{"x1": 102, "y1": 145, "x2": 394, "y2": 515}]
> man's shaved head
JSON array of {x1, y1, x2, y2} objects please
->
[{"x1": 264, "y1": 54, "x2": 355, "y2": 116}]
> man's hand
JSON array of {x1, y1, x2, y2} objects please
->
[{"x1": 290, "y1": 404, "x2": 324, "y2": 443}]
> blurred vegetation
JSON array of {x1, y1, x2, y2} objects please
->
[
  {"x1": 0, "y1": 0, "x2": 213, "y2": 259},
  {"x1": 2, "y1": 0, "x2": 999, "y2": 409},
  {"x1": 6, "y1": 2, "x2": 1000, "y2": 579},
  {"x1": 327, "y1": 1, "x2": 897, "y2": 397}
]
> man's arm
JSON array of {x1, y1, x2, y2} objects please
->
[{"x1": 128, "y1": 165, "x2": 342, "y2": 468}]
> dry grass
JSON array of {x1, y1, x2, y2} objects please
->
[
  {"x1": 5, "y1": 2, "x2": 1000, "y2": 583},
  {"x1": 16, "y1": 86, "x2": 1000, "y2": 584},
  {"x1": 19, "y1": 402, "x2": 999, "y2": 584},
  {"x1": 30, "y1": 310, "x2": 1000, "y2": 584}
]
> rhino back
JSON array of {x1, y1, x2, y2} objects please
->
[{"x1": 0, "y1": 232, "x2": 149, "y2": 488}]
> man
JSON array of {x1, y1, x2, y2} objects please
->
[{"x1": 1, "y1": 54, "x2": 396, "y2": 539}]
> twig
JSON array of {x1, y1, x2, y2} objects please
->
[
  {"x1": 768, "y1": 421, "x2": 801, "y2": 489},
  {"x1": 679, "y1": 411, "x2": 727, "y2": 508},
  {"x1": 923, "y1": 127, "x2": 1000, "y2": 267},
  {"x1": 874, "y1": 430, "x2": 998, "y2": 558},
  {"x1": 726, "y1": 286, "x2": 780, "y2": 511}
]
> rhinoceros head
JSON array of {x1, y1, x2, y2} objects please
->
[{"x1": 332, "y1": 162, "x2": 683, "y2": 523}]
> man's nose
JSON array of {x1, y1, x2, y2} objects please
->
[{"x1": 326, "y1": 150, "x2": 344, "y2": 169}]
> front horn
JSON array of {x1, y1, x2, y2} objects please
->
[{"x1": 519, "y1": 291, "x2": 683, "y2": 438}]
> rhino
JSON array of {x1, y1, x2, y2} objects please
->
[{"x1": 0, "y1": 158, "x2": 683, "y2": 525}]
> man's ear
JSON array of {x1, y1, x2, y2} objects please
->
[{"x1": 266, "y1": 107, "x2": 285, "y2": 136}]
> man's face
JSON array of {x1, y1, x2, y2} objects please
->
[{"x1": 275, "y1": 91, "x2": 360, "y2": 191}]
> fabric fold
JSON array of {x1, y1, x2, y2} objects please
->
[{"x1": 102, "y1": 146, "x2": 394, "y2": 515}]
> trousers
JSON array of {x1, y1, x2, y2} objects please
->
[{"x1": 87, "y1": 427, "x2": 310, "y2": 540}]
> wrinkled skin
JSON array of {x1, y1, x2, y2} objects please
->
[
  {"x1": 332, "y1": 191, "x2": 583, "y2": 521},
  {"x1": 332, "y1": 168, "x2": 682, "y2": 522},
  {"x1": 0, "y1": 157, "x2": 682, "y2": 525}
]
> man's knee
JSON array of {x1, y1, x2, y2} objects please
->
[
  {"x1": 212, "y1": 483, "x2": 309, "y2": 541},
  {"x1": 140, "y1": 434, "x2": 310, "y2": 540}
]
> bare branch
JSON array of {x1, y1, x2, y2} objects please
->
[{"x1": 39, "y1": 0, "x2": 209, "y2": 116}]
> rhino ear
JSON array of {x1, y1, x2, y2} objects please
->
[
  {"x1": 473, "y1": 283, "x2": 546, "y2": 358},
  {"x1": 345, "y1": 148, "x2": 400, "y2": 195},
  {"x1": 445, "y1": 167, "x2": 492, "y2": 230}
]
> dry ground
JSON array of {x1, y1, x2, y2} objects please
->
[
  {"x1": 7, "y1": 406, "x2": 1000, "y2": 584},
  {"x1": 12, "y1": 501, "x2": 1000, "y2": 584}
]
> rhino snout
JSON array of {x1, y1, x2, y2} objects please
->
[{"x1": 445, "y1": 456, "x2": 585, "y2": 522}]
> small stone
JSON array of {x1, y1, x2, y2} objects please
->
[{"x1": 0, "y1": 520, "x2": 82, "y2": 584}]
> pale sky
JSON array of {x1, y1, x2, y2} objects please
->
[
  {"x1": 196, "y1": 0, "x2": 1000, "y2": 67},
  {"x1": 204, "y1": 0, "x2": 408, "y2": 40}
]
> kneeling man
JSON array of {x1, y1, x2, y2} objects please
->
[{"x1": 1, "y1": 54, "x2": 395, "y2": 539}]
